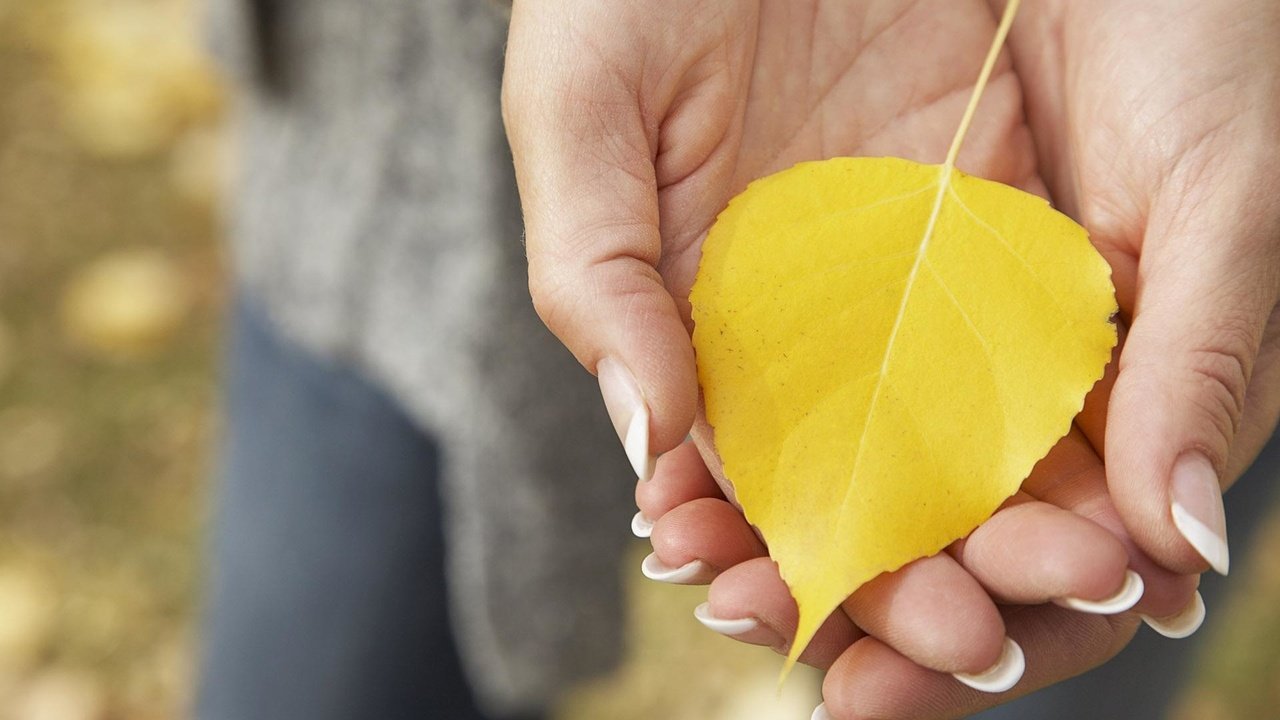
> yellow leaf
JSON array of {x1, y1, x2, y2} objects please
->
[{"x1": 688, "y1": 0, "x2": 1117, "y2": 673}]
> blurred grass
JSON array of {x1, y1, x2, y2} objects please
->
[
  {"x1": 0, "y1": 0, "x2": 222, "y2": 716},
  {"x1": 0, "y1": 1, "x2": 1276, "y2": 719},
  {"x1": 1173, "y1": 511, "x2": 1280, "y2": 720}
]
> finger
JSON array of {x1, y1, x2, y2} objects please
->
[
  {"x1": 1067, "y1": 323, "x2": 1199, "y2": 620},
  {"x1": 1104, "y1": 173, "x2": 1280, "y2": 577},
  {"x1": 642, "y1": 498, "x2": 765, "y2": 585},
  {"x1": 950, "y1": 497, "x2": 1136, "y2": 611},
  {"x1": 634, "y1": 439, "x2": 722, "y2": 537},
  {"x1": 840, "y1": 554, "x2": 1007, "y2": 678},
  {"x1": 503, "y1": 7, "x2": 698, "y2": 481},
  {"x1": 701, "y1": 557, "x2": 863, "y2": 670},
  {"x1": 817, "y1": 605, "x2": 1140, "y2": 720},
  {"x1": 1024, "y1": 428, "x2": 1199, "y2": 620}
]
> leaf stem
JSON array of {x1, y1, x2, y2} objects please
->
[
  {"x1": 944, "y1": 0, "x2": 1022, "y2": 171},
  {"x1": 789, "y1": 0, "x2": 1026, "y2": 679},
  {"x1": 836, "y1": 0, "x2": 1026, "y2": 540}
]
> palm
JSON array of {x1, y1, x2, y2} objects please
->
[
  {"x1": 641, "y1": 0, "x2": 1213, "y2": 682},
  {"x1": 650, "y1": 0, "x2": 1039, "y2": 318},
  {"x1": 1008, "y1": 0, "x2": 1280, "y2": 483},
  {"x1": 646, "y1": 0, "x2": 1182, "y2": 670},
  {"x1": 505, "y1": 1, "x2": 1229, "y2": 714}
]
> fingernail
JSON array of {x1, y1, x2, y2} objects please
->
[
  {"x1": 1170, "y1": 453, "x2": 1230, "y2": 575},
  {"x1": 597, "y1": 357, "x2": 656, "y2": 481},
  {"x1": 1054, "y1": 570, "x2": 1144, "y2": 615},
  {"x1": 640, "y1": 552, "x2": 712, "y2": 584},
  {"x1": 631, "y1": 511, "x2": 654, "y2": 538},
  {"x1": 693, "y1": 602, "x2": 759, "y2": 636},
  {"x1": 810, "y1": 703, "x2": 832, "y2": 720},
  {"x1": 1142, "y1": 591, "x2": 1206, "y2": 639},
  {"x1": 953, "y1": 637, "x2": 1025, "y2": 694}
]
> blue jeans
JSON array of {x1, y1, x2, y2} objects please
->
[
  {"x1": 197, "y1": 299, "x2": 533, "y2": 720},
  {"x1": 197, "y1": 299, "x2": 1277, "y2": 719}
]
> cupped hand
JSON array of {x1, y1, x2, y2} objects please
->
[
  {"x1": 500, "y1": 0, "x2": 1264, "y2": 716},
  {"x1": 1003, "y1": 0, "x2": 1280, "y2": 577},
  {"x1": 640, "y1": 428, "x2": 1199, "y2": 720},
  {"x1": 503, "y1": 0, "x2": 1039, "y2": 471}
]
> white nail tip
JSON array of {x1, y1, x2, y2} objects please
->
[
  {"x1": 1054, "y1": 570, "x2": 1145, "y2": 614},
  {"x1": 640, "y1": 552, "x2": 710, "y2": 584},
  {"x1": 1171, "y1": 501, "x2": 1230, "y2": 575},
  {"x1": 1142, "y1": 591, "x2": 1206, "y2": 639},
  {"x1": 624, "y1": 404, "x2": 657, "y2": 482},
  {"x1": 630, "y1": 512, "x2": 654, "y2": 538},
  {"x1": 810, "y1": 703, "x2": 833, "y2": 720},
  {"x1": 953, "y1": 637, "x2": 1025, "y2": 694},
  {"x1": 693, "y1": 602, "x2": 759, "y2": 636}
]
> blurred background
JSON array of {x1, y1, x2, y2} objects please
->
[{"x1": 0, "y1": 0, "x2": 1277, "y2": 718}]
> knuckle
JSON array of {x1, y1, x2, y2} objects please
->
[
  {"x1": 559, "y1": 216, "x2": 658, "y2": 262},
  {"x1": 1183, "y1": 324, "x2": 1255, "y2": 435},
  {"x1": 527, "y1": 263, "x2": 586, "y2": 337},
  {"x1": 528, "y1": 253, "x2": 661, "y2": 344}
]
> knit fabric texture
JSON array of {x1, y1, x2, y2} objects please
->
[{"x1": 204, "y1": 0, "x2": 634, "y2": 714}]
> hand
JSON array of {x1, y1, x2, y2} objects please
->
[
  {"x1": 502, "y1": 1, "x2": 1230, "y2": 716},
  {"x1": 503, "y1": 0, "x2": 1041, "y2": 475},
  {"x1": 632, "y1": 2, "x2": 1280, "y2": 716},
  {"x1": 1003, "y1": 0, "x2": 1280, "y2": 577},
  {"x1": 641, "y1": 427, "x2": 1198, "y2": 719}
]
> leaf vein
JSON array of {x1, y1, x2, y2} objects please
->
[
  {"x1": 946, "y1": 185, "x2": 1073, "y2": 325},
  {"x1": 834, "y1": 170, "x2": 951, "y2": 535},
  {"x1": 924, "y1": 259, "x2": 993, "y2": 356}
]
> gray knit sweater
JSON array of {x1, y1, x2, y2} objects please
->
[{"x1": 205, "y1": 0, "x2": 633, "y2": 715}]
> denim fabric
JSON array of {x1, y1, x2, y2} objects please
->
[{"x1": 197, "y1": 298, "x2": 536, "y2": 720}]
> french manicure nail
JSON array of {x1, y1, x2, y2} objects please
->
[
  {"x1": 693, "y1": 602, "x2": 760, "y2": 636},
  {"x1": 1142, "y1": 591, "x2": 1206, "y2": 639},
  {"x1": 1170, "y1": 452, "x2": 1229, "y2": 575},
  {"x1": 597, "y1": 357, "x2": 657, "y2": 481},
  {"x1": 810, "y1": 703, "x2": 832, "y2": 720},
  {"x1": 1054, "y1": 570, "x2": 1145, "y2": 615},
  {"x1": 953, "y1": 637, "x2": 1025, "y2": 694},
  {"x1": 640, "y1": 552, "x2": 712, "y2": 584},
  {"x1": 631, "y1": 511, "x2": 654, "y2": 538}
]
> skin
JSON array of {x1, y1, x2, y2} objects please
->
[
  {"x1": 1004, "y1": 0, "x2": 1280, "y2": 573},
  {"x1": 640, "y1": 438, "x2": 1150, "y2": 716},
  {"x1": 504, "y1": 1, "x2": 1280, "y2": 716}
]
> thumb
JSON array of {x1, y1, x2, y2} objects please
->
[
  {"x1": 502, "y1": 12, "x2": 697, "y2": 481},
  {"x1": 1105, "y1": 189, "x2": 1280, "y2": 577}
]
